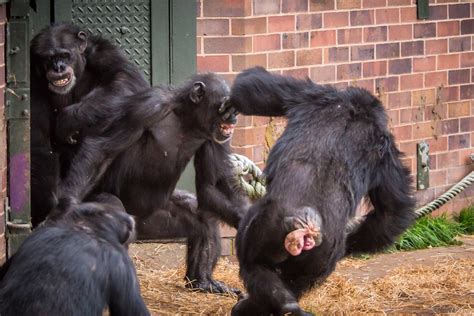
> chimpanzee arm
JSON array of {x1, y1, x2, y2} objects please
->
[
  {"x1": 345, "y1": 136, "x2": 416, "y2": 254},
  {"x1": 229, "y1": 66, "x2": 313, "y2": 117},
  {"x1": 107, "y1": 252, "x2": 150, "y2": 316},
  {"x1": 194, "y1": 141, "x2": 250, "y2": 228}
]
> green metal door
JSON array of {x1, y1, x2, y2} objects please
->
[{"x1": 32, "y1": 0, "x2": 197, "y2": 192}]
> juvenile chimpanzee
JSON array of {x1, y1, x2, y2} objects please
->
[
  {"x1": 0, "y1": 194, "x2": 149, "y2": 316},
  {"x1": 31, "y1": 23, "x2": 249, "y2": 293},
  {"x1": 226, "y1": 67, "x2": 415, "y2": 315},
  {"x1": 53, "y1": 73, "x2": 250, "y2": 293}
]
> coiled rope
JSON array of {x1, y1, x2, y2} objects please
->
[{"x1": 230, "y1": 154, "x2": 474, "y2": 217}]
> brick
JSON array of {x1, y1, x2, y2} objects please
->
[
  {"x1": 461, "y1": 19, "x2": 474, "y2": 35},
  {"x1": 414, "y1": 23, "x2": 436, "y2": 38},
  {"x1": 325, "y1": 47, "x2": 349, "y2": 63},
  {"x1": 387, "y1": 109, "x2": 400, "y2": 126},
  {"x1": 388, "y1": 91, "x2": 411, "y2": 109},
  {"x1": 232, "y1": 126, "x2": 266, "y2": 146},
  {"x1": 268, "y1": 15, "x2": 295, "y2": 33},
  {"x1": 448, "y1": 3, "x2": 470, "y2": 19},
  {"x1": 0, "y1": 4, "x2": 6, "y2": 22},
  {"x1": 376, "y1": 76, "x2": 399, "y2": 92},
  {"x1": 253, "y1": 0, "x2": 280, "y2": 15},
  {"x1": 425, "y1": 71, "x2": 448, "y2": 87},
  {"x1": 324, "y1": 11, "x2": 349, "y2": 28},
  {"x1": 427, "y1": 136, "x2": 448, "y2": 153},
  {"x1": 460, "y1": 117, "x2": 474, "y2": 132},
  {"x1": 448, "y1": 134, "x2": 470, "y2": 150},
  {"x1": 438, "y1": 21, "x2": 460, "y2": 37},
  {"x1": 400, "y1": 73, "x2": 424, "y2": 91},
  {"x1": 400, "y1": 108, "x2": 423, "y2": 124},
  {"x1": 460, "y1": 84, "x2": 474, "y2": 100},
  {"x1": 363, "y1": 60, "x2": 387, "y2": 77},
  {"x1": 449, "y1": 36, "x2": 471, "y2": 53},
  {"x1": 282, "y1": 0, "x2": 307, "y2": 13},
  {"x1": 310, "y1": 0, "x2": 335, "y2": 11},
  {"x1": 197, "y1": 19, "x2": 229, "y2": 36},
  {"x1": 400, "y1": 7, "x2": 417, "y2": 23},
  {"x1": 351, "y1": 45, "x2": 374, "y2": 61},
  {"x1": 426, "y1": 39, "x2": 448, "y2": 55},
  {"x1": 337, "y1": 28, "x2": 363, "y2": 45},
  {"x1": 268, "y1": 51, "x2": 295, "y2": 69},
  {"x1": 428, "y1": 5, "x2": 448, "y2": 21},
  {"x1": 337, "y1": 63, "x2": 362, "y2": 80},
  {"x1": 282, "y1": 32, "x2": 309, "y2": 49},
  {"x1": 437, "y1": 151, "x2": 460, "y2": 169},
  {"x1": 388, "y1": 0, "x2": 410, "y2": 5},
  {"x1": 197, "y1": 55, "x2": 229, "y2": 72},
  {"x1": 376, "y1": 43, "x2": 400, "y2": 59},
  {"x1": 438, "y1": 53, "x2": 460, "y2": 70},
  {"x1": 336, "y1": 0, "x2": 361, "y2": 9},
  {"x1": 310, "y1": 65, "x2": 336, "y2": 83},
  {"x1": 448, "y1": 69, "x2": 470, "y2": 85},
  {"x1": 310, "y1": 30, "x2": 336, "y2": 47},
  {"x1": 448, "y1": 165, "x2": 472, "y2": 184},
  {"x1": 353, "y1": 78, "x2": 374, "y2": 92},
  {"x1": 413, "y1": 56, "x2": 436, "y2": 73},
  {"x1": 392, "y1": 125, "x2": 413, "y2": 141},
  {"x1": 375, "y1": 8, "x2": 400, "y2": 24},
  {"x1": 439, "y1": 86, "x2": 459, "y2": 103},
  {"x1": 413, "y1": 122, "x2": 438, "y2": 139},
  {"x1": 362, "y1": 0, "x2": 385, "y2": 8},
  {"x1": 460, "y1": 52, "x2": 474, "y2": 67},
  {"x1": 448, "y1": 101, "x2": 471, "y2": 118},
  {"x1": 253, "y1": 145, "x2": 266, "y2": 162},
  {"x1": 296, "y1": 13, "x2": 323, "y2": 30},
  {"x1": 235, "y1": 115, "x2": 253, "y2": 128},
  {"x1": 204, "y1": 37, "x2": 251, "y2": 54},
  {"x1": 441, "y1": 118, "x2": 460, "y2": 134},
  {"x1": 364, "y1": 26, "x2": 387, "y2": 42},
  {"x1": 203, "y1": 0, "x2": 251, "y2": 17},
  {"x1": 350, "y1": 10, "x2": 375, "y2": 26},
  {"x1": 401, "y1": 41, "x2": 424, "y2": 57},
  {"x1": 388, "y1": 25, "x2": 412, "y2": 41},
  {"x1": 411, "y1": 89, "x2": 436, "y2": 106},
  {"x1": 430, "y1": 170, "x2": 447, "y2": 187},
  {"x1": 232, "y1": 54, "x2": 267, "y2": 71},
  {"x1": 253, "y1": 34, "x2": 281, "y2": 52},
  {"x1": 296, "y1": 48, "x2": 323, "y2": 66},
  {"x1": 232, "y1": 17, "x2": 266, "y2": 35},
  {"x1": 283, "y1": 67, "x2": 310, "y2": 79}
]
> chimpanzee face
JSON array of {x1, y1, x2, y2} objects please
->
[
  {"x1": 31, "y1": 24, "x2": 88, "y2": 95},
  {"x1": 189, "y1": 75, "x2": 237, "y2": 144}
]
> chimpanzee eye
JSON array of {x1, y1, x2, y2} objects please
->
[{"x1": 60, "y1": 52, "x2": 71, "y2": 59}]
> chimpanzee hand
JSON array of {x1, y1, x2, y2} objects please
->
[
  {"x1": 218, "y1": 97, "x2": 239, "y2": 122},
  {"x1": 55, "y1": 105, "x2": 82, "y2": 145}
]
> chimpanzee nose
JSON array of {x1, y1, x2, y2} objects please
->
[{"x1": 53, "y1": 62, "x2": 66, "y2": 73}]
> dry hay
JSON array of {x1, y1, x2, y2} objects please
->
[{"x1": 134, "y1": 255, "x2": 473, "y2": 315}]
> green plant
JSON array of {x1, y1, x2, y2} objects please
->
[
  {"x1": 455, "y1": 205, "x2": 474, "y2": 234},
  {"x1": 392, "y1": 215, "x2": 463, "y2": 251}
]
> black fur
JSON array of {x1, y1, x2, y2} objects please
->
[
  {"x1": 229, "y1": 67, "x2": 415, "y2": 315},
  {"x1": 31, "y1": 23, "x2": 249, "y2": 293},
  {"x1": 0, "y1": 194, "x2": 149, "y2": 316}
]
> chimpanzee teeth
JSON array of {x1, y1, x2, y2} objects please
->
[{"x1": 52, "y1": 78, "x2": 70, "y2": 87}]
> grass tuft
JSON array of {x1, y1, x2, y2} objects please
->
[{"x1": 455, "y1": 205, "x2": 474, "y2": 234}]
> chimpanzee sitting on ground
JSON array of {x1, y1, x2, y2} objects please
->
[
  {"x1": 0, "y1": 194, "x2": 149, "y2": 316},
  {"x1": 224, "y1": 67, "x2": 415, "y2": 315},
  {"x1": 31, "y1": 23, "x2": 249, "y2": 294}
]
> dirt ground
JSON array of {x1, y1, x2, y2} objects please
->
[{"x1": 130, "y1": 235, "x2": 474, "y2": 315}]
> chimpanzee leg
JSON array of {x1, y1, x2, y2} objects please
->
[
  {"x1": 234, "y1": 264, "x2": 306, "y2": 315},
  {"x1": 136, "y1": 190, "x2": 240, "y2": 294}
]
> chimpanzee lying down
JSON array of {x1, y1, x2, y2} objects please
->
[
  {"x1": 0, "y1": 194, "x2": 149, "y2": 316},
  {"x1": 224, "y1": 67, "x2": 415, "y2": 316}
]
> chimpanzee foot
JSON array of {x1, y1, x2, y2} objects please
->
[
  {"x1": 185, "y1": 279, "x2": 241, "y2": 295},
  {"x1": 282, "y1": 302, "x2": 315, "y2": 316}
]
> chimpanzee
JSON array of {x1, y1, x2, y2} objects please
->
[
  {"x1": 0, "y1": 194, "x2": 150, "y2": 316},
  {"x1": 225, "y1": 67, "x2": 415, "y2": 315},
  {"x1": 30, "y1": 22, "x2": 150, "y2": 226},
  {"x1": 31, "y1": 23, "x2": 249, "y2": 293}
]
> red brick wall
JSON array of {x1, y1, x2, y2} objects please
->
[
  {"x1": 0, "y1": 4, "x2": 7, "y2": 263},
  {"x1": 197, "y1": 0, "x2": 474, "y2": 220}
]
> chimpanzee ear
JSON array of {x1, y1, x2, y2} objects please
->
[
  {"x1": 190, "y1": 81, "x2": 206, "y2": 104},
  {"x1": 77, "y1": 31, "x2": 88, "y2": 53}
]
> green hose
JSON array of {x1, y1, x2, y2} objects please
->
[{"x1": 230, "y1": 154, "x2": 474, "y2": 217}]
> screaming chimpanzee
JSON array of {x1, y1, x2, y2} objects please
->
[
  {"x1": 53, "y1": 73, "x2": 249, "y2": 293},
  {"x1": 30, "y1": 23, "x2": 249, "y2": 294},
  {"x1": 30, "y1": 22, "x2": 150, "y2": 226},
  {"x1": 225, "y1": 67, "x2": 415, "y2": 315},
  {"x1": 0, "y1": 194, "x2": 149, "y2": 316}
]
